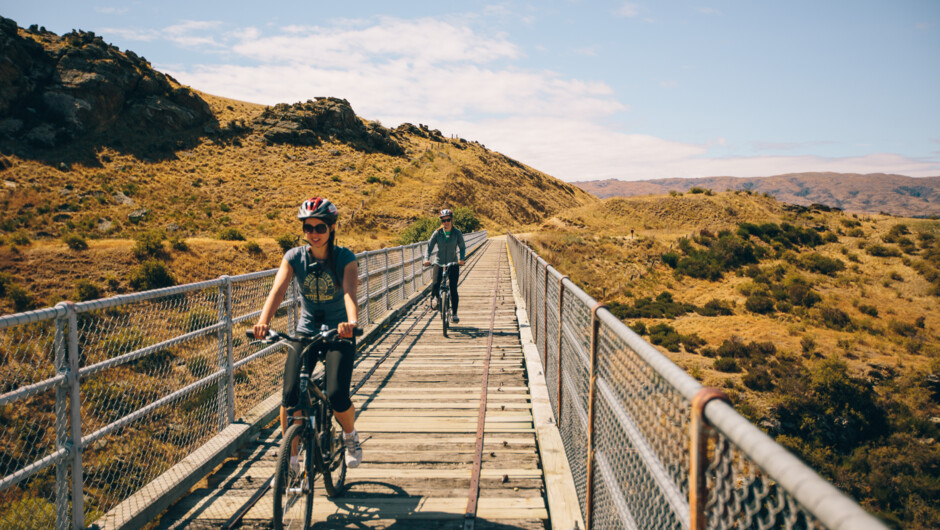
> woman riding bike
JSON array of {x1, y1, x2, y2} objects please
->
[
  {"x1": 253, "y1": 197, "x2": 363, "y2": 470},
  {"x1": 423, "y1": 208, "x2": 466, "y2": 323}
]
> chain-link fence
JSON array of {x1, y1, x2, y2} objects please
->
[
  {"x1": 0, "y1": 231, "x2": 486, "y2": 530},
  {"x1": 507, "y1": 233, "x2": 887, "y2": 530}
]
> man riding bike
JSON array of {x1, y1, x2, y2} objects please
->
[{"x1": 423, "y1": 208, "x2": 466, "y2": 323}]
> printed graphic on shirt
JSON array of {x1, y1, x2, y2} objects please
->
[{"x1": 303, "y1": 270, "x2": 337, "y2": 302}]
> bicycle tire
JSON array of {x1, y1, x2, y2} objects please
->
[
  {"x1": 441, "y1": 290, "x2": 449, "y2": 337},
  {"x1": 273, "y1": 423, "x2": 314, "y2": 530},
  {"x1": 322, "y1": 410, "x2": 347, "y2": 497}
]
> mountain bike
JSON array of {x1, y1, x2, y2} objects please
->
[
  {"x1": 435, "y1": 261, "x2": 459, "y2": 337},
  {"x1": 247, "y1": 325, "x2": 362, "y2": 530}
]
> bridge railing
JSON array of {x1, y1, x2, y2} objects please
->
[
  {"x1": 0, "y1": 231, "x2": 487, "y2": 530},
  {"x1": 507, "y1": 233, "x2": 887, "y2": 530}
]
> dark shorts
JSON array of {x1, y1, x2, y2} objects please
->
[{"x1": 282, "y1": 338, "x2": 356, "y2": 413}]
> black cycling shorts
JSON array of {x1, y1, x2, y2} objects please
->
[{"x1": 282, "y1": 338, "x2": 356, "y2": 413}]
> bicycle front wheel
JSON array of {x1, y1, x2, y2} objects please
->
[
  {"x1": 273, "y1": 423, "x2": 314, "y2": 530},
  {"x1": 441, "y1": 290, "x2": 449, "y2": 337}
]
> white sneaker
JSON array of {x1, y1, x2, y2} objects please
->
[
  {"x1": 344, "y1": 431, "x2": 362, "y2": 468},
  {"x1": 430, "y1": 297, "x2": 439, "y2": 310}
]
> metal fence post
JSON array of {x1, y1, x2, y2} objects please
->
[
  {"x1": 362, "y1": 256, "x2": 371, "y2": 326},
  {"x1": 383, "y1": 249, "x2": 390, "y2": 311},
  {"x1": 287, "y1": 279, "x2": 297, "y2": 332},
  {"x1": 53, "y1": 304, "x2": 69, "y2": 530},
  {"x1": 221, "y1": 276, "x2": 235, "y2": 426},
  {"x1": 556, "y1": 276, "x2": 568, "y2": 422},
  {"x1": 586, "y1": 303, "x2": 606, "y2": 530},
  {"x1": 690, "y1": 388, "x2": 730, "y2": 530},
  {"x1": 401, "y1": 246, "x2": 407, "y2": 299},
  {"x1": 64, "y1": 302, "x2": 84, "y2": 530}
]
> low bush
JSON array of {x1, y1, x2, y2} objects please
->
[
  {"x1": 63, "y1": 233, "x2": 88, "y2": 250},
  {"x1": 129, "y1": 260, "x2": 176, "y2": 291},
  {"x1": 648, "y1": 323, "x2": 681, "y2": 352},
  {"x1": 628, "y1": 321, "x2": 647, "y2": 335},
  {"x1": 866, "y1": 244, "x2": 901, "y2": 258},
  {"x1": 7, "y1": 284, "x2": 34, "y2": 311},
  {"x1": 133, "y1": 230, "x2": 166, "y2": 260},
  {"x1": 169, "y1": 236, "x2": 189, "y2": 251},
  {"x1": 743, "y1": 368, "x2": 774, "y2": 391},
  {"x1": 276, "y1": 234, "x2": 297, "y2": 252},
  {"x1": 800, "y1": 253, "x2": 845, "y2": 275},
  {"x1": 680, "y1": 333, "x2": 706, "y2": 353},
  {"x1": 661, "y1": 252, "x2": 679, "y2": 268},
  {"x1": 714, "y1": 357, "x2": 740, "y2": 373},
  {"x1": 244, "y1": 240, "x2": 263, "y2": 255},
  {"x1": 697, "y1": 298, "x2": 734, "y2": 316},
  {"x1": 218, "y1": 228, "x2": 245, "y2": 241},
  {"x1": 745, "y1": 293, "x2": 776, "y2": 314},
  {"x1": 818, "y1": 306, "x2": 852, "y2": 330},
  {"x1": 10, "y1": 230, "x2": 30, "y2": 246},
  {"x1": 74, "y1": 280, "x2": 102, "y2": 302},
  {"x1": 609, "y1": 291, "x2": 697, "y2": 319}
]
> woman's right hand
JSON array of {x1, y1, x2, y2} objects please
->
[
  {"x1": 423, "y1": 260, "x2": 431, "y2": 266},
  {"x1": 253, "y1": 321, "x2": 270, "y2": 339}
]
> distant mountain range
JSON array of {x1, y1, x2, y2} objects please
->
[{"x1": 574, "y1": 173, "x2": 940, "y2": 217}]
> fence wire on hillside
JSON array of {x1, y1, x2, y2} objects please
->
[
  {"x1": 507, "y1": 233, "x2": 887, "y2": 530},
  {"x1": 0, "y1": 231, "x2": 486, "y2": 530}
]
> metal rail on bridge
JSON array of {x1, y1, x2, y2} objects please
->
[
  {"x1": 507, "y1": 233, "x2": 888, "y2": 530},
  {"x1": 0, "y1": 231, "x2": 486, "y2": 530}
]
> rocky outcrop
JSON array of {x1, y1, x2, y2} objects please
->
[
  {"x1": 0, "y1": 16, "x2": 214, "y2": 150},
  {"x1": 252, "y1": 97, "x2": 404, "y2": 156}
]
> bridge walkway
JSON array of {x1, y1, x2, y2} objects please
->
[{"x1": 156, "y1": 239, "x2": 552, "y2": 529}]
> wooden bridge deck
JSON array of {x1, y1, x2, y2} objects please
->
[{"x1": 156, "y1": 239, "x2": 551, "y2": 529}]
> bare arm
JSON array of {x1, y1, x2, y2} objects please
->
[
  {"x1": 337, "y1": 260, "x2": 360, "y2": 339},
  {"x1": 253, "y1": 258, "x2": 293, "y2": 337}
]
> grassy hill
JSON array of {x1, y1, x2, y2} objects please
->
[
  {"x1": 523, "y1": 190, "x2": 940, "y2": 528},
  {"x1": 576, "y1": 173, "x2": 940, "y2": 218},
  {"x1": 0, "y1": 20, "x2": 594, "y2": 313}
]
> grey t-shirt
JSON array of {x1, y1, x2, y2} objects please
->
[
  {"x1": 284, "y1": 246, "x2": 357, "y2": 334},
  {"x1": 425, "y1": 228, "x2": 466, "y2": 266}
]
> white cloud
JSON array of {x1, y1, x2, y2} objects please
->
[
  {"x1": 154, "y1": 15, "x2": 936, "y2": 182},
  {"x1": 697, "y1": 7, "x2": 721, "y2": 15},
  {"x1": 94, "y1": 6, "x2": 129, "y2": 15},
  {"x1": 615, "y1": 3, "x2": 641, "y2": 17}
]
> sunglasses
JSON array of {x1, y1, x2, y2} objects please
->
[
  {"x1": 302, "y1": 223, "x2": 330, "y2": 234},
  {"x1": 441, "y1": 218, "x2": 453, "y2": 223}
]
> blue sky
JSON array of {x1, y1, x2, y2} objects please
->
[{"x1": 3, "y1": 1, "x2": 939, "y2": 181}]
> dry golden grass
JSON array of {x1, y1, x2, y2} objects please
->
[{"x1": 0, "y1": 92, "x2": 595, "y2": 312}]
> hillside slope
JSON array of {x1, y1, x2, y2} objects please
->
[
  {"x1": 0, "y1": 18, "x2": 595, "y2": 311},
  {"x1": 576, "y1": 173, "x2": 940, "y2": 218}
]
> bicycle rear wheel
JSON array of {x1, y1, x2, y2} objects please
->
[
  {"x1": 273, "y1": 423, "x2": 314, "y2": 530},
  {"x1": 321, "y1": 410, "x2": 347, "y2": 497},
  {"x1": 441, "y1": 290, "x2": 449, "y2": 337}
]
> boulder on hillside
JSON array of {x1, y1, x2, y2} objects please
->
[
  {"x1": 253, "y1": 97, "x2": 404, "y2": 156},
  {"x1": 0, "y1": 16, "x2": 215, "y2": 152}
]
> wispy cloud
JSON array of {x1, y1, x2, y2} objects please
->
[
  {"x1": 615, "y1": 3, "x2": 641, "y2": 17},
  {"x1": 697, "y1": 7, "x2": 721, "y2": 15},
  {"x1": 94, "y1": 6, "x2": 129, "y2": 15},
  {"x1": 751, "y1": 140, "x2": 835, "y2": 152}
]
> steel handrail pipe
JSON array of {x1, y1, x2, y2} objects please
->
[
  {"x1": 78, "y1": 321, "x2": 227, "y2": 378},
  {"x1": 0, "y1": 305, "x2": 65, "y2": 329},
  {"x1": 0, "y1": 446, "x2": 70, "y2": 492},
  {"x1": 82, "y1": 368, "x2": 226, "y2": 448},
  {"x1": 230, "y1": 298, "x2": 293, "y2": 326},
  {"x1": 0, "y1": 372, "x2": 68, "y2": 407},
  {"x1": 232, "y1": 340, "x2": 290, "y2": 371},
  {"x1": 704, "y1": 400, "x2": 889, "y2": 530},
  {"x1": 71, "y1": 278, "x2": 225, "y2": 313},
  {"x1": 227, "y1": 268, "x2": 277, "y2": 282}
]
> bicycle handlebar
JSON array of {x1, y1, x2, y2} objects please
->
[{"x1": 246, "y1": 326, "x2": 362, "y2": 344}]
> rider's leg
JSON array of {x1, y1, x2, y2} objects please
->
[
  {"x1": 281, "y1": 342, "x2": 307, "y2": 459},
  {"x1": 448, "y1": 265, "x2": 460, "y2": 315},
  {"x1": 430, "y1": 265, "x2": 443, "y2": 307},
  {"x1": 325, "y1": 340, "x2": 356, "y2": 431}
]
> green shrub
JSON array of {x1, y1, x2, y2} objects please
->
[
  {"x1": 179, "y1": 307, "x2": 217, "y2": 333},
  {"x1": 366, "y1": 175, "x2": 381, "y2": 184},
  {"x1": 186, "y1": 356, "x2": 211, "y2": 378},
  {"x1": 661, "y1": 252, "x2": 679, "y2": 268},
  {"x1": 609, "y1": 292, "x2": 696, "y2": 319},
  {"x1": 800, "y1": 253, "x2": 845, "y2": 275},
  {"x1": 745, "y1": 293, "x2": 775, "y2": 314},
  {"x1": 628, "y1": 321, "x2": 647, "y2": 335},
  {"x1": 133, "y1": 230, "x2": 166, "y2": 259},
  {"x1": 689, "y1": 187, "x2": 709, "y2": 194},
  {"x1": 276, "y1": 234, "x2": 297, "y2": 252},
  {"x1": 219, "y1": 203, "x2": 230, "y2": 212},
  {"x1": 847, "y1": 227, "x2": 865, "y2": 237},
  {"x1": 169, "y1": 236, "x2": 189, "y2": 251},
  {"x1": 132, "y1": 348, "x2": 175, "y2": 374},
  {"x1": 648, "y1": 323, "x2": 681, "y2": 352},
  {"x1": 10, "y1": 230, "x2": 30, "y2": 245},
  {"x1": 331, "y1": 175, "x2": 341, "y2": 182},
  {"x1": 129, "y1": 260, "x2": 176, "y2": 291},
  {"x1": 889, "y1": 320, "x2": 918, "y2": 338},
  {"x1": 743, "y1": 368, "x2": 774, "y2": 391},
  {"x1": 697, "y1": 299, "x2": 734, "y2": 316},
  {"x1": 63, "y1": 233, "x2": 88, "y2": 250},
  {"x1": 245, "y1": 240, "x2": 262, "y2": 255},
  {"x1": 397, "y1": 206, "x2": 482, "y2": 244},
  {"x1": 7, "y1": 284, "x2": 34, "y2": 312},
  {"x1": 680, "y1": 333, "x2": 706, "y2": 353},
  {"x1": 714, "y1": 357, "x2": 740, "y2": 373},
  {"x1": 0, "y1": 272, "x2": 12, "y2": 298},
  {"x1": 74, "y1": 280, "x2": 102, "y2": 301},
  {"x1": 866, "y1": 244, "x2": 901, "y2": 258},
  {"x1": 218, "y1": 228, "x2": 245, "y2": 241},
  {"x1": 857, "y1": 304, "x2": 878, "y2": 317},
  {"x1": 818, "y1": 306, "x2": 852, "y2": 330}
]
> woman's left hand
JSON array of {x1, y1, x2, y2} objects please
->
[{"x1": 338, "y1": 321, "x2": 357, "y2": 338}]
